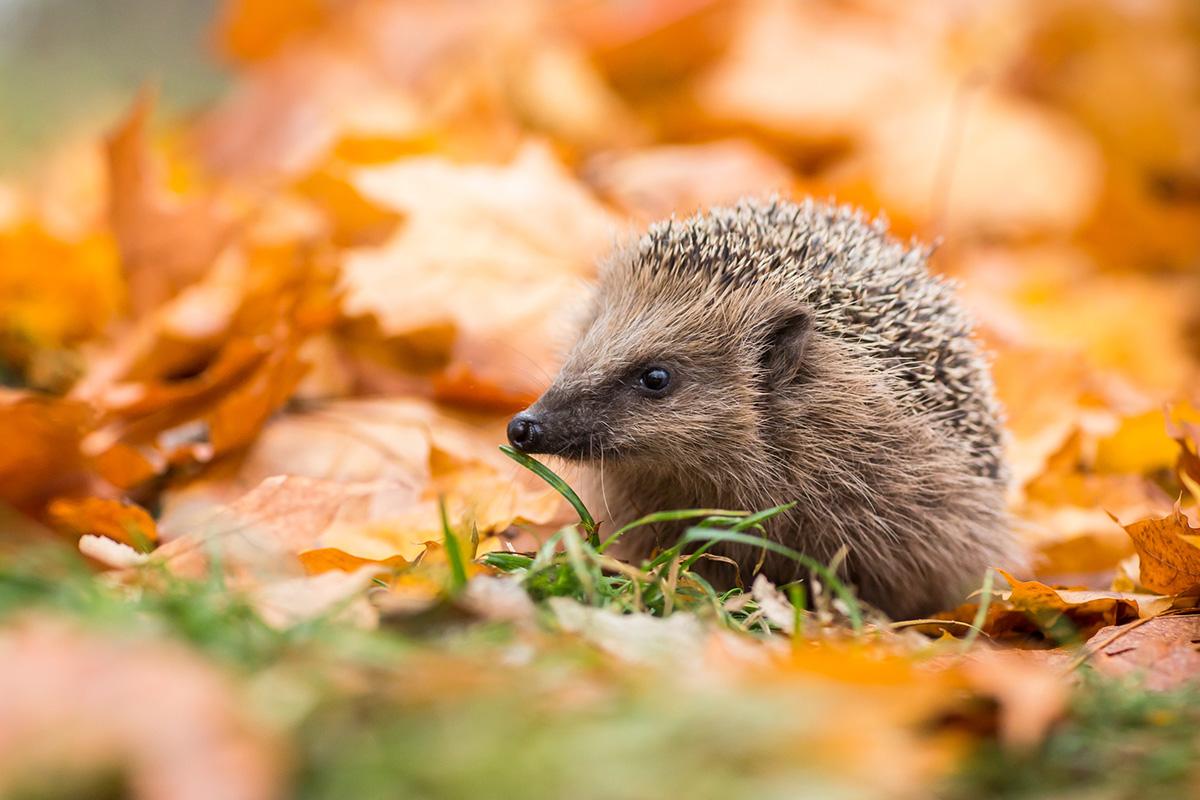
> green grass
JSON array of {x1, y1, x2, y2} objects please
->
[{"x1": 491, "y1": 448, "x2": 864, "y2": 631}]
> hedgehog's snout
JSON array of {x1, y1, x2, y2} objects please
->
[{"x1": 506, "y1": 412, "x2": 544, "y2": 453}]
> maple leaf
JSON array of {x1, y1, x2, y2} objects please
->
[
  {"x1": 106, "y1": 91, "x2": 240, "y2": 314},
  {"x1": 1116, "y1": 506, "x2": 1200, "y2": 596},
  {"x1": 340, "y1": 144, "x2": 619, "y2": 410}
]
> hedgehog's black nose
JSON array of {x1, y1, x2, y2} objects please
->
[{"x1": 507, "y1": 413, "x2": 543, "y2": 452}]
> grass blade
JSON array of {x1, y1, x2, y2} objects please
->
[
  {"x1": 680, "y1": 527, "x2": 863, "y2": 632},
  {"x1": 731, "y1": 502, "x2": 796, "y2": 532},
  {"x1": 597, "y1": 508, "x2": 748, "y2": 553},
  {"x1": 559, "y1": 526, "x2": 596, "y2": 605},
  {"x1": 500, "y1": 445, "x2": 597, "y2": 544},
  {"x1": 439, "y1": 497, "x2": 468, "y2": 594},
  {"x1": 480, "y1": 552, "x2": 534, "y2": 571},
  {"x1": 788, "y1": 583, "x2": 807, "y2": 640},
  {"x1": 959, "y1": 567, "x2": 994, "y2": 652}
]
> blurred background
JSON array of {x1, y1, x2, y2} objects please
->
[{"x1": 0, "y1": 0, "x2": 225, "y2": 171}]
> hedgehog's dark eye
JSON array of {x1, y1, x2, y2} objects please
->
[{"x1": 637, "y1": 366, "x2": 671, "y2": 396}]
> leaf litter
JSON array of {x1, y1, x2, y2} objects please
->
[{"x1": 1, "y1": 0, "x2": 1199, "y2": 796}]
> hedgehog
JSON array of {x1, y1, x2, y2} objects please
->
[{"x1": 505, "y1": 198, "x2": 1016, "y2": 620}]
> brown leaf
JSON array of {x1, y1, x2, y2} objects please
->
[
  {"x1": 106, "y1": 91, "x2": 239, "y2": 314},
  {"x1": 151, "y1": 475, "x2": 378, "y2": 584},
  {"x1": 1085, "y1": 615, "x2": 1200, "y2": 691},
  {"x1": 851, "y1": 89, "x2": 1102, "y2": 238},
  {"x1": 1118, "y1": 506, "x2": 1200, "y2": 596},
  {"x1": 934, "y1": 572, "x2": 1168, "y2": 645},
  {"x1": 73, "y1": 240, "x2": 337, "y2": 490},
  {"x1": 293, "y1": 164, "x2": 406, "y2": 248},
  {"x1": 250, "y1": 568, "x2": 382, "y2": 629},
  {"x1": 696, "y1": 0, "x2": 939, "y2": 147}
]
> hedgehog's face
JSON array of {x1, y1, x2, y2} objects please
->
[{"x1": 507, "y1": 281, "x2": 812, "y2": 473}]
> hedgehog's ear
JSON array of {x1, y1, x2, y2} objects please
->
[{"x1": 762, "y1": 310, "x2": 811, "y2": 388}]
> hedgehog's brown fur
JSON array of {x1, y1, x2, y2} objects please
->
[{"x1": 512, "y1": 198, "x2": 1017, "y2": 619}]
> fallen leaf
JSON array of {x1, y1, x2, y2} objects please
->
[
  {"x1": 852, "y1": 88, "x2": 1102, "y2": 238},
  {"x1": 1118, "y1": 506, "x2": 1200, "y2": 595},
  {"x1": 697, "y1": 0, "x2": 940, "y2": 147},
  {"x1": 341, "y1": 143, "x2": 620, "y2": 410},
  {"x1": 250, "y1": 568, "x2": 381, "y2": 629},
  {"x1": 1095, "y1": 405, "x2": 1200, "y2": 476},
  {"x1": 550, "y1": 596, "x2": 708, "y2": 664},
  {"x1": 298, "y1": 547, "x2": 409, "y2": 575},
  {"x1": 147, "y1": 475, "x2": 375, "y2": 580},
  {"x1": 157, "y1": 398, "x2": 565, "y2": 562},
  {"x1": 0, "y1": 220, "x2": 121, "y2": 386},
  {"x1": 0, "y1": 391, "x2": 91, "y2": 512},
  {"x1": 934, "y1": 572, "x2": 1169, "y2": 645},
  {"x1": 48, "y1": 497, "x2": 158, "y2": 551},
  {"x1": 106, "y1": 91, "x2": 239, "y2": 313},
  {"x1": 1085, "y1": 614, "x2": 1200, "y2": 691},
  {"x1": 216, "y1": 0, "x2": 331, "y2": 64}
]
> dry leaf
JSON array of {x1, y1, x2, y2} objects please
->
[
  {"x1": 341, "y1": 144, "x2": 619, "y2": 409},
  {"x1": 48, "y1": 497, "x2": 158, "y2": 550},
  {"x1": 0, "y1": 221, "x2": 121, "y2": 384},
  {"x1": 697, "y1": 0, "x2": 939, "y2": 147},
  {"x1": 250, "y1": 568, "x2": 382, "y2": 629},
  {"x1": 0, "y1": 391, "x2": 91, "y2": 511},
  {"x1": 299, "y1": 547, "x2": 409, "y2": 575},
  {"x1": 158, "y1": 398, "x2": 565, "y2": 562},
  {"x1": 1117, "y1": 506, "x2": 1200, "y2": 596},
  {"x1": 1086, "y1": 614, "x2": 1200, "y2": 691},
  {"x1": 935, "y1": 572, "x2": 1169, "y2": 645},
  {"x1": 106, "y1": 91, "x2": 239, "y2": 313}
]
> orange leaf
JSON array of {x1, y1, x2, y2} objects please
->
[
  {"x1": 106, "y1": 90, "x2": 237, "y2": 314},
  {"x1": 216, "y1": 0, "x2": 329, "y2": 64},
  {"x1": 293, "y1": 165, "x2": 405, "y2": 248},
  {"x1": 298, "y1": 547, "x2": 408, "y2": 575},
  {"x1": 1117, "y1": 507, "x2": 1200, "y2": 596},
  {"x1": 48, "y1": 497, "x2": 158, "y2": 551},
  {"x1": 0, "y1": 392, "x2": 91, "y2": 511}
]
